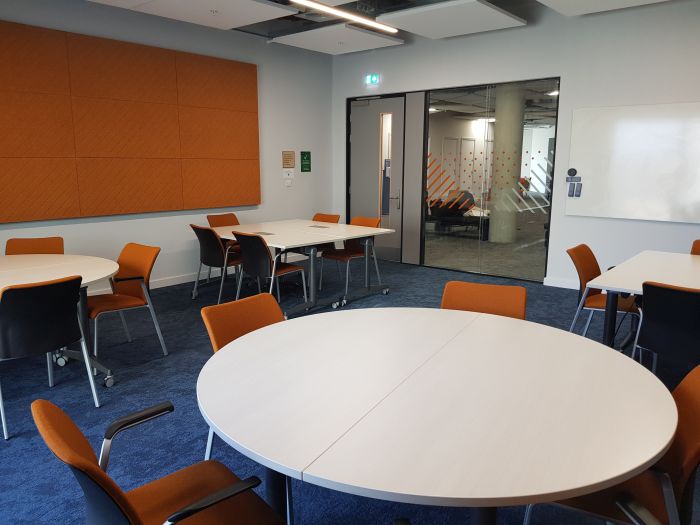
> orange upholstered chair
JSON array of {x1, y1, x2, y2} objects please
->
[
  {"x1": 207, "y1": 213, "x2": 240, "y2": 228},
  {"x1": 440, "y1": 281, "x2": 527, "y2": 320},
  {"x1": 524, "y1": 364, "x2": 700, "y2": 525},
  {"x1": 200, "y1": 293, "x2": 284, "y2": 458},
  {"x1": 5, "y1": 236, "x2": 64, "y2": 255},
  {"x1": 691, "y1": 240, "x2": 700, "y2": 256},
  {"x1": 567, "y1": 244, "x2": 638, "y2": 337},
  {"x1": 320, "y1": 217, "x2": 382, "y2": 297},
  {"x1": 87, "y1": 243, "x2": 167, "y2": 369},
  {"x1": 32, "y1": 399, "x2": 282, "y2": 525},
  {"x1": 312, "y1": 213, "x2": 341, "y2": 224}
]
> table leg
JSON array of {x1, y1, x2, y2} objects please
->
[
  {"x1": 265, "y1": 468, "x2": 294, "y2": 525},
  {"x1": 364, "y1": 238, "x2": 370, "y2": 289},
  {"x1": 308, "y1": 246, "x2": 317, "y2": 307},
  {"x1": 471, "y1": 507, "x2": 497, "y2": 525},
  {"x1": 78, "y1": 287, "x2": 91, "y2": 352},
  {"x1": 603, "y1": 292, "x2": 619, "y2": 348}
]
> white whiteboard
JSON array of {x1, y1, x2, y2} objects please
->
[{"x1": 566, "y1": 102, "x2": 700, "y2": 224}]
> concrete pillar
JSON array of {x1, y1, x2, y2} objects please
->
[{"x1": 489, "y1": 84, "x2": 524, "y2": 243}]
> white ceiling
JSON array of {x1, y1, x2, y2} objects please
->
[
  {"x1": 535, "y1": 0, "x2": 671, "y2": 16},
  {"x1": 271, "y1": 23, "x2": 404, "y2": 55},
  {"x1": 377, "y1": 0, "x2": 525, "y2": 40},
  {"x1": 88, "y1": 0, "x2": 297, "y2": 29}
]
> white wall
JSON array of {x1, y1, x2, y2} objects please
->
[
  {"x1": 331, "y1": 0, "x2": 700, "y2": 288},
  {"x1": 0, "y1": 0, "x2": 332, "y2": 292}
]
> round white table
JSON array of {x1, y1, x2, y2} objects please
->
[{"x1": 197, "y1": 308, "x2": 677, "y2": 524}]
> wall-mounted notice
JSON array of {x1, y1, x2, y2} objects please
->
[
  {"x1": 282, "y1": 150, "x2": 295, "y2": 168},
  {"x1": 300, "y1": 151, "x2": 311, "y2": 172}
]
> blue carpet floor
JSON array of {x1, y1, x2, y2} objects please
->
[{"x1": 0, "y1": 260, "x2": 692, "y2": 524}]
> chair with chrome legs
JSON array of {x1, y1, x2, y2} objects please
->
[
  {"x1": 523, "y1": 364, "x2": 700, "y2": 525},
  {"x1": 0, "y1": 276, "x2": 99, "y2": 440},
  {"x1": 207, "y1": 212, "x2": 241, "y2": 254},
  {"x1": 191, "y1": 225, "x2": 242, "y2": 304},
  {"x1": 631, "y1": 282, "x2": 700, "y2": 389},
  {"x1": 200, "y1": 293, "x2": 284, "y2": 459},
  {"x1": 87, "y1": 244, "x2": 168, "y2": 373},
  {"x1": 234, "y1": 232, "x2": 308, "y2": 304},
  {"x1": 440, "y1": 281, "x2": 527, "y2": 320},
  {"x1": 691, "y1": 240, "x2": 700, "y2": 256},
  {"x1": 5, "y1": 236, "x2": 64, "y2": 255},
  {"x1": 320, "y1": 216, "x2": 382, "y2": 298},
  {"x1": 567, "y1": 244, "x2": 639, "y2": 338},
  {"x1": 32, "y1": 399, "x2": 282, "y2": 524}
]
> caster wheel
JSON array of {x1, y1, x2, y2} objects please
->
[
  {"x1": 382, "y1": 288, "x2": 390, "y2": 295},
  {"x1": 331, "y1": 301, "x2": 340, "y2": 309},
  {"x1": 55, "y1": 355, "x2": 68, "y2": 367},
  {"x1": 191, "y1": 291, "x2": 198, "y2": 300},
  {"x1": 341, "y1": 299, "x2": 348, "y2": 306},
  {"x1": 103, "y1": 375, "x2": 115, "y2": 388}
]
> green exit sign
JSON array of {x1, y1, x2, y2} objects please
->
[{"x1": 300, "y1": 151, "x2": 311, "y2": 172}]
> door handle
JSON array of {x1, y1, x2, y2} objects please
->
[{"x1": 389, "y1": 196, "x2": 401, "y2": 210}]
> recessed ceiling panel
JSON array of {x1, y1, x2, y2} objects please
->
[
  {"x1": 271, "y1": 24, "x2": 403, "y2": 55},
  {"x1": 377, "y1": 0, "x2": 525, "y2": 40},
  {"x1": 89, "y1": 0, "x2": 297, "y2": 30},
  {"x1": 535, "y1": 0, "x2": 671, "y2": 16}
]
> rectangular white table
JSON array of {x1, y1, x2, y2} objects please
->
[
  {"x1": 210, "y1": 219, "x2": 394, "y2": 313},
  {"x1": 587, "y1": 250, "x2": 700, "y2": 347}
]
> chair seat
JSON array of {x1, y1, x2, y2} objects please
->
[
  {"x1": 87, "y1": 293, "x2": 146, "y2": 318},
  {"x1": 557, "y1": 469, "x2": 668, "y2": 525},
  {"x1": 274, "y1": 262, "x2": 304, "y2": 276},
  {"x1": 127, "y1": 460, "x2": 282, "y2": 525},
  {"x1": 585, "y1": 292, "x2": 638, "y2": 313},
  {"x1": 322, "y1": 248, "x2": 364, "y2": 262}
]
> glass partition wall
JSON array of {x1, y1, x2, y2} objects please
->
[{"x1": 423, "y1": 78, "x2": 560, "y2": 281}]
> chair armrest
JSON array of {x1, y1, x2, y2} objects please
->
[
  {"x1": 99, "y1": 401, "x2": 174, "y2": 471},
  {"x1": 615, "y1": 494, "x2": 663, "y2": 525},
  {"x1": 163, "y1": 476, "x2": 261, "y2": 525}
]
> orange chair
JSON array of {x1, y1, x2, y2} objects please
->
[
  {"x1": 32, "y1": 399, "x2": 282, "y2": 525},
  {"x1": 312, "y1": 213, "x2": 341, "y2": 224},
  {"x1": 87, "y1": 244, "x2": 168, "y2": 377},
  {"x1": 320, "y1": 217, "x2": 382, "y2": 297},
  {"x1": 567, "y1": 244, "x2": 638, "y2": 337},
  {"x1": 5, "y1": 236, "x2": 64, "y2": 255},
  {"x1": 691, "y1": 240, "x2": 700, "y2": 256},
  {"x1": 200, "y1": 293, "x2": 284, "y2": 459},
  {"x1": 440, "y1": 281, "x2": 527, "y2": 320},
  {"x1": 207, "y1": 213, "x2": 240, "y2": 228},
  {"x1": 524, "y1": 364, "x2": 700, "y2": 525}
]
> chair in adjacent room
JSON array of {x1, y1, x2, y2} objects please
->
[
  {"x1": 191, "y1": 225, "x2": 242, "y2": 304},
  {"x1": 320, "y1": 216, "x2": 382, "y2": 297},
  {"x1": 631, "y1": 282, "x2": 700, "y2": 388},
  {"x1": 234, "y1": 232, "x2": 308, "y2": 304},
  {"x1": 0, "y1": 276, "x2": 99, "y2": 440},
  {"x1": 31, "y1": 399, "x2": 282, "y2": 525},
  {"x1": 567, "y1": 244, "x2": 639, "y2": 337},
  {"x1": 440, "y1": 281, "x2": 527, "y2": 320},
  {"x1": 87, "y1": 243, "x2": 168, "y2": 366},
  {"x1": 5, "y1": 236, "x2": 64, "y2": 255},
  {"x1": 691, "y1": 240, "x2": 700, "y2": 256},
  {"x1": 523, "y1": 364, "x2": 700, "y2": 525},
  {"x1": 200, "y1": 293, "x2": 284, "y2": 458}
]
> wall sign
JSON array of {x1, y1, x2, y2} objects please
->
[
  {"x1": 282, "y1": 150, "x2": 295, "y2": 168},
  {"x1": 300, "y1": 151, "x2": 311, "y2": 172}
]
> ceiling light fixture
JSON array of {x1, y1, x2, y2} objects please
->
[
  {"x1": 547, "y1": 90, "x2": 560, "y2": 96},
  {"x1": 289, "y1": 0, "x2": 399, "y2": 34}
]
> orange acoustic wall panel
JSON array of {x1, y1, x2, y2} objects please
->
[{"x1": 0, "y1": 21, "x2": 261, "y2": 224}]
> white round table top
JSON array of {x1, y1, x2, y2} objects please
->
[
  {"x1": 0, "y1": 254, "x2": 119, "y2": 290},
  {"x1": 197, "y1": 307, "x2": 677, "y2": 507}
]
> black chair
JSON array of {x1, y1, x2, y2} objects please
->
[
  {"x1": 234, "y1": 232, "x2": 308, "y2": 304},
  {"x1": 632, "y1": 281, "x2": 700, "y2": 389},
  {"x1": 0, "y1": 276, "x2": 99, "y2": 440},
  {"x1": 190, "y1": 225, "x2": 242, "y2": 304}
]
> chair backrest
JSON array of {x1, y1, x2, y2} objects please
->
[
  {"x1": 5, "y1": 236, "x2": 64, "y2": 255},
  {"x1": 691, "y1": 240, "x2": 700, "y2": 256},
  {"x1": 201, "y1": 293, "x2": 284, "y2": 352},
  {"x1": 207, "y1": 213, "x2": 240, "y2": 228},
  {"x1": 0, "y1": 276, "x2": 83, "y2": 359},
  {"x1": 191, "y1": 225, "x2": 226, "y2": 269},
  {"x1": 112, "y1": 243, "x2": 160, "y2": 301},
  {"x1": 346, "y1": 217, "x2": 381, "y2": 253},
  {"x1": 566, "y1": 244, "x2": 602, "y2": 299},
  {"x1": 312, "y1": 213, "x2": 340, "y2": 224},
  {"x1": 31, "y1": 400, "x2": 142, "y2": 525},
  {"x1": 440, "y1": 281, "x2": 527, "y2": 320},
  {"x1": 233, "y1": 232, "x2": 273, "y2": 280}
]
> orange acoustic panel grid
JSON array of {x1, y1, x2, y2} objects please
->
[
  {"x1": 178, "y1": 106, "x2": 260, "y2": 160},
  {"x1": 0, "y1": 21, "x2": 70, "y2": 95},
  {"x1": 176, "y1": 52, "x2": 258, "y2": 112},
  {"x1": 77, "y1": 158, "x2": 183, "y2": 216},
  {"x1": 0, "y1": 158, "x2": 81, "y2": 223},
  {"x1": 0, "y1": 21, "x2": 260, "y2": 224},
  {"x1": 182, "y1": 159, "x2": 260, "y2": 209},
  {"x1": 67, "y1": 34, "x2": 178, "y2": 104},
  {"x1": 0, "y1": 91, "x2": 75, "y2": 157},
  {"x1": 72, "y1": 97, "x2": 181, "y2": 158}
]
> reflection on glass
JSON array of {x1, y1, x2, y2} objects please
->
[{"x1": 423, "y1": 78, "x2": 559, "y2": 281}]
